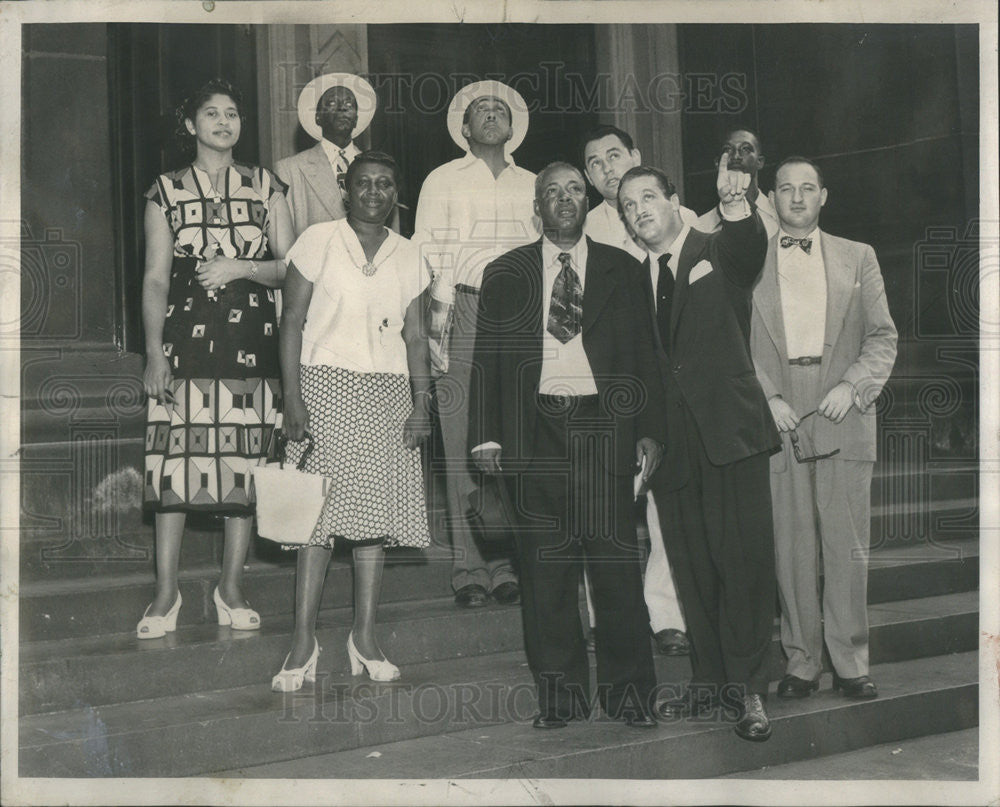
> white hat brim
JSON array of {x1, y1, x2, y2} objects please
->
[
  {"x1": 446, "y1": 80, "x2": 529, "y2": 156},
  {"x1": 297, "y1": 73, "x2": 377, "y2": 142}
]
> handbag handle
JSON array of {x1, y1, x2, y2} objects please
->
[{"x1": 274, "y1": 431, "x2": 315, "y2": 472}]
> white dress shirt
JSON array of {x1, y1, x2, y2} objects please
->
[
  {"x1": 319, "y1": 139, "x2": 360, "y2": 177},
  {"x1": 777, "y1": 227, "x2": 827, "y2": 359},
  {"x1": 413, "y1": 152, "x2": 539, "y2": 297},
  {"x1": 539, "y1": 236, "x2": 598, "y2": 396},
  {"x1": 646, "y1": 225, "x2": 691, "y2": 302}
]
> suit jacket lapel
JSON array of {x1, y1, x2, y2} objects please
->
[
  {"x1": 524, "y1": 241, "x2": 545, "y2": 395},
  {"x1": 639, "y1": 256, "x2": 663, "y2": 352},
  {"x1": 582, "y1": 238, "x2": 615, "y2": 335},
  {"x1": 820, "y1": 232, "x2": 853, "y2": 368},
  {"x1": 670, "y1": 229, "x2": 700, "y2": 342},
  {"x1": 301, "y1": 143, "x2": 342, "y2": 220},
  {"x1": 754, "y1": 237, "x2": 788, "y2": 358}
]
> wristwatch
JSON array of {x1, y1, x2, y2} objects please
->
[{"x1": 248, "y1": 260, "x2": 259, "y2": 282}]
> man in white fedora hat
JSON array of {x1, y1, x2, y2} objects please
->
[
  {"x1": 276, "y1": 73, "x2": 378, "y2": 236},
  {"x1": 414, "y1": 79, "x2": 540, "y2": 609}
]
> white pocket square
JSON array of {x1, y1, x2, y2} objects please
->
[{"x1": 689, "y1": 260, "x2": 713, "y2": 284}]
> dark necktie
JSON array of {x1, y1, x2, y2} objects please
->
[
  {"x1": 656, "y1": 253, "x2": 674, "y2": 354},
  {"x1": 335, "y1": 149, "x2": 350, "y2": 198},
  {"x1": 547, "y1": 252, "x2": 583, "y2": 344},
  {"x1": 780, "y1": 235, "x2": 812, "y2": 254}
]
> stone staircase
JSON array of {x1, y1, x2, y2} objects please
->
[{"x1": 17, "y1": 531, "x2": 979, "y2": 778}]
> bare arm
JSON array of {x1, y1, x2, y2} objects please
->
[
  {"x1": 278, "y1": 262, "x2": 314, "y2": 440},
  {"x1": 402, "y1": 294, "x2": 432, "y2": 449},
  {"x1": 141, "y1": 200, "x2": 175, "y2": 402}
]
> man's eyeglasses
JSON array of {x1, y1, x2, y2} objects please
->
[{"x1": 789, "y1": 410, "x2": 841, "y2": 463}]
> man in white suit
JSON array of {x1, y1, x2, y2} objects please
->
[
  {"x1": 275, "y1": 73, "x2": 378, "y2": 236},
  {"x1": 750, "y1": 156, "x2": 897, "y2": 701}
]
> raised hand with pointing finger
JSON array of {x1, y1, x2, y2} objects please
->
[{"x1": 717, "y1": 151, "x2": 752, "y2": 207}]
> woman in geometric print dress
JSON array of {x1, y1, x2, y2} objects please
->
[
  {"x1": 271, "y1": 151, "x2": 432, "y2": 691},
  {"x1": 138, "y1": 78, "x2": 294, "y2": 639}
]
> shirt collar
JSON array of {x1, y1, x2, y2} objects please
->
[
  {"x1": 457, "y1": 150, "x2": 518, "y2": 173},
  {"x1": 777, "y1": 226, "x2": 821, "y2": 243},
  {"x1": 320, "y1": 139, "x2": 359, "y2": 163},
  {"x1": 542, "y1": 234, "x2": 588, "y2": 277},
  {"x1": 646, "y1": 224, "x2": 690, "y2": 266}
]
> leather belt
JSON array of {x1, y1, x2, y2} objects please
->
[{"x1": 788, "y1": 356, "x2": 822, "y2": 366}]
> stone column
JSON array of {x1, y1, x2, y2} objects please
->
[
  {"x1": 593, "y1": 24, "x2": 685, "y2": 200},
  {"x1": 255, "y1": 24, "x2": 370, "y2": 168}
]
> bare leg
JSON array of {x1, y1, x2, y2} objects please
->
[
  {"x1": 218, "y1": 515, "x2": 253, "y2": 608},
  {"x1": 351, "y1": 543, "x2": 387, "y2": 660},
  {"x1": 148, "y1": 511, "x2": 185, "y2": 615},
  {"x1": 285, "y1": 545, "x2": 332, "y2": 668}
]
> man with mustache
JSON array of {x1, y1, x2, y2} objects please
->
[
  {"x1": 468, "y1": 162, "x2": 665, "y2": 728},
  {"x1": 580, "y1": 124, "x2": 692, "y2": 659},
  {"x1": 414, "y1": 81, "x2": 540, "y2": 609},
  {"x1": 276, "y1": 74, "x2": 379, "y2": 237},
  {"x1": 695, "y1": 127, "x2": 779, "y2": 238},
  {"x1": 618, "y1": 155, "x2": 780, "y2": 741}
]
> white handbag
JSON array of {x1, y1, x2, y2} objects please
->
[{"x1": 252, "y1": 432, "x2": 331, "y2": 545}]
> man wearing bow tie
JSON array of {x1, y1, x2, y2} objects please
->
[
  {"x1": 617, "y1": 155, "x2": 780, "y2": 742},
  {"x1": 750, "y1": 157, "x2": 897, "y2": 702}
]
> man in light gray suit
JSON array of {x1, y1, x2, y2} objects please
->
[
  {"x1": 750, "y1": 156, "x2": 897, "y2": 701},
  {"x1": 276, "y1": 73, "x2": 378, "y2": 236}
]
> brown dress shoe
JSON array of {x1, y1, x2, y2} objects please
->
[
  {"x1": 776, "y1": 674, "x2": 820, "y2": 699},
  {"x1": 454, "y1": 584, "x2": 488, "y2": 608},
  {"x1": 833, "y1": 673, "x2": 878, "y2": 699},
  {"x1": 734, "y1": 693, "x2": 771, "y2": 742},
  {"x1": 653, "y1": 628, "x2": 690, "y2": 656}
]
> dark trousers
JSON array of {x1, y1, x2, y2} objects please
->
[
  {"x1": 655, "y1": 401, "x2": 776, "y2": 696},
  {"x1": 514, "y1": 394, "x2": 656, "y2": 720}
]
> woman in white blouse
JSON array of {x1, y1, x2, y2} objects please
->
[{"x1": 272, "y1": 152, "x2": 432, "y2": 691}]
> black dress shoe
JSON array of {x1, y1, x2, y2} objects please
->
[
  {"x1": 833, "y1": 673, "x2": 878, "y2": 699},
  {"x1": 655, "y1": 689, "x2": 717, "y2": 720},
  {"x1": 653, "y1": 628, "x2": 690, "y2": 656},
  {"x1": 454, "y1": 584, "x2": 488, "y2": 608},
  {"x1": 776, "y1": 673, "x2": 820, "y2": 699},
  {"x1": 490, "y1": 581, "x2": 520, "y2": 605},
  {"x1": 734, "y1": 694, "x2": 771, "y2": 742},
  {"x1": 532, "y1": 713, "x2": 568, "y2": 729}
]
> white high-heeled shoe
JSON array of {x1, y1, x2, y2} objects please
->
[
  {"x1": 213, "y1": 586, "x2": 261, "y2": 630},
  {"x1": 271, "y1": 638, "x2": 321, "y2": 692},
  {"x1": 136, "y1": 592, "x2": 182, "y2": 639},
  {"x1": 347, "y1": 631, "x2": 400, "y2": 682}
]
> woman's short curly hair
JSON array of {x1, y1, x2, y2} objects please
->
[{"x1": 174, "y1": 78, "x2": 246, "y2": 156}]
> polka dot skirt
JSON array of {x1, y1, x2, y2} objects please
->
[{"x1": 285, "y1": 365, "x2": 431, "y2": 549}]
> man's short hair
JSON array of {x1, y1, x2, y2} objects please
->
[
  {"x1": 535, "y1": 161, "x2": 585, "y2": 197},
  {"x1": 579, "y1": 124, "x2": 635, "y2": 164},
  {"x1": 721, "y1": 125, "x2": 763, "y2": 151},
  {"x1": 462, "y1": 96, "x2": 513, "y2": 126},
  {"x1": 774, "y1": 156, "x2": 825, "y2": 188},
  {"x1": 616, "y1": 165, "x2": 677, "y2": 210}
]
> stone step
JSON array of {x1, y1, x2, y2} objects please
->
[
  {"x1": 19, "y1": 534, "x2": 977, "y2": 643},
  {"x1": 19, "y1": 587, "x2": 977, "y2": 718},
  {"x1": 211, "y1": 651, "x2": 979, "y2": 780},
  {"x1": 19, "y1": 642, "x2": 978, "y2": 780}
]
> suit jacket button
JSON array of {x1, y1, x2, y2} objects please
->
[{"x1": 672, "y1": 365, "x2": 681, "y2": 373}]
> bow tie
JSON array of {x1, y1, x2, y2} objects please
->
[{"x1": 780, "y1": 235, "x2": 813, "y2": 254}]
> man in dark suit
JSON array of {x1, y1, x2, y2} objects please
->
[
  {"x1": 468, "y1": 162, "x2": 666, "y2": 728},
  {"x1": 617, "y1": 155, "x2": 781, "y2": 741}
]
